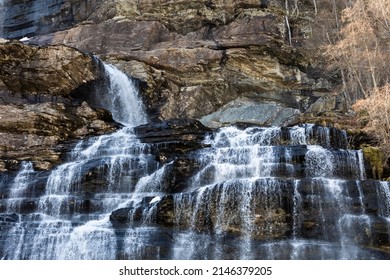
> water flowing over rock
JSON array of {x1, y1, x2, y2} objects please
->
[
  {"x1": 0, "y1": 64, "x2": 152, "y2": 259},
  {"x1": 1, "y1": 0, "x2": 390, "y2": 260},
  {"x1": 0, "y1": 64, "x2": 389, "y2": 259}
]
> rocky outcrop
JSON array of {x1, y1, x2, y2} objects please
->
[
  {"x1": 0, "y1": 41, "x2": 118, "y2": 171},
  {"x1": 0, "y1": 102, "x2": 117, "y2": 171},
  {"x1": 134, "y1": 119, "x2": 211, "y2": 149},
  {"x1": 19, "y1": 0, "x2": 336, "y2": 126},
  {"x1": 200, "y1": 97, "x2": 301, "y2": 128},
  {"x1": 135, "y1": 119, "x2": 212, "y2": 192},
  {"x1": 0, "y1": 41, "x2": 102, "y2": 100}
]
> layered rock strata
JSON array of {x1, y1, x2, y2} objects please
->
[
  {"x1": 18, "y1": 0, "x2": 335, "y2": 126},
  {"x1": 0, "y1": 41, "x2": 118, "y2": 171}
]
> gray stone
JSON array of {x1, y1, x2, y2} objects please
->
[
  {"x1": 307, "y1": 96, "x2": 337, "y2": 114},
  {"x1": 200, "y1": 97, "x2": 300, "y2": 128}
]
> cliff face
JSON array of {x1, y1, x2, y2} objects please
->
[
  {"x1": 0, "y1": 0, "x2": 339, "y2": 167},
  {"x1": 0, "y1": 41, "x2": 117, "y2": 171},
  {"x1": 1, "y1": 0, "x2": 100, "y2": 39},
  {"x1": 1, "y1": 42, "x2": 99, "y2": 97},
  {"x1": 1, "y1": 1, "x2": 390, "y2": 260},
  {"x1": 17, "y1": 0, "x2": 335, "y2": 126}
]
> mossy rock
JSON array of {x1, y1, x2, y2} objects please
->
[{"x1": 362, "y1": 145, "x2": 384, "y2": 180}]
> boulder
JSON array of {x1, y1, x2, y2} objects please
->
[{"x1": 200, "y1": 97, "x2": 300, "y2": 128}]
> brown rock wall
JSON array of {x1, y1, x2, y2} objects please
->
[
  {"x1": 27, "y1": 1, "x2": 330, "y2": 123},
  {"x1": 0, "y1": 42, "x2": 118, "y2": 170}
]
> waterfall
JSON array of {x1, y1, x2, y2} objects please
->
[
  {"x1": 1, "y1": 63, "x2": 390, "y2": 259},
  {"x1": 378, "y1": 181, "x2": 390, "y2": 217},
  {"x1": 172, "y1": 125, "x2": 388, "y2": 259},
  {"x1": 103, "y1": 64, "x2": 148, "y2": 126},
  {"x1": 0, "y1": 63, "x2": 161, "y2": 259},
  {"x1": 377, "y1": 181, "x2": 390, "y2": 244},
  {"x1": 6, "y1": 162, "x2": 35, "y2": 212}
]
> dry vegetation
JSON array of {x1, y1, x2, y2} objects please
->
[
  {"x1": 325, "y1": 0, "x2": 390, "y2": 100},
  {"x1": 283, "y1": 0, "x2": 390, "y2": 173},
  {"x1": 325, "y1": 0, "x2": 390, "y2": 157},
  {"x1": 315, "y1": 0, "x2": 390, "y2": 172}
]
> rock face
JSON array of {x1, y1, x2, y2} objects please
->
[
  {"x1": 13, "y1": 0, "x2": 336, "y2": 126},
  {"x1": 134, "y1": 119, "x2": 212, "y2": 192},
  {"x1": 0, "y1": 41, "x2": 118, "y2": 171},
  {"x1": 0, "y1": 42, "x2": 101, "y2": 99},
  {"x1": 1, "y1": 0, "x2": 100, "y2": 39},
  {"x1": 2, "y1": 0, "x2": 389, "y2": 261},
  {"x1": 200, "y1": 97, "x2": 301, "y2": 128}
]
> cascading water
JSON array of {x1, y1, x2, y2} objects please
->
[
  {"x1": 171, "y1": 125, "x2": 390, "y2": 259},
  {"x1": 0, "y1": 63, "x2": 163, "y2": 259},
  {"x1": 103, "y1": 64, "x2": 148, "y2": 126},
  {"x1": 0, "y1": 62, "x2": 390, "y2": 259}
]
